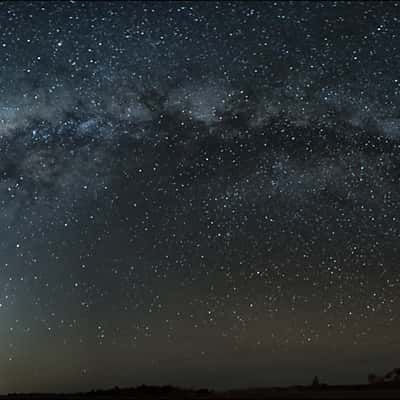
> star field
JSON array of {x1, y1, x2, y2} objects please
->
[{"x1": 0, "y1": 1, "x2": 400, "y2": 393}]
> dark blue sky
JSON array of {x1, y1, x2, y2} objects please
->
[{"x1": 0, "y1": 1, "x2": 399, "y2": 393}]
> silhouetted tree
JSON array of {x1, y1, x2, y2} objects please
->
[{"x1": 312, "y1": 376, "x2": 320, "y2": 387}]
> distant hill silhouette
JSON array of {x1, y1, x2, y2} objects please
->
[{"x1": 3, "y1": 371, "x2": 400, "y2": 400}]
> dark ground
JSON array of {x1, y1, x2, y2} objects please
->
[{"x1": 2, "y1": 384, "x2": 400, "y2": 400}]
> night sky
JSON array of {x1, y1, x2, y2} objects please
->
[{"x1": 1, "y1": 0, "x2": 400, "y2": 393}]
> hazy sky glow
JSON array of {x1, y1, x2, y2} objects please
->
[{"x1": 0, "y1": 1, "x2": 400, "y2": 393}]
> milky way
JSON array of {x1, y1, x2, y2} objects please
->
[{"x1": 0, "y1": 1, "x2": 400, "y2": 393}]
